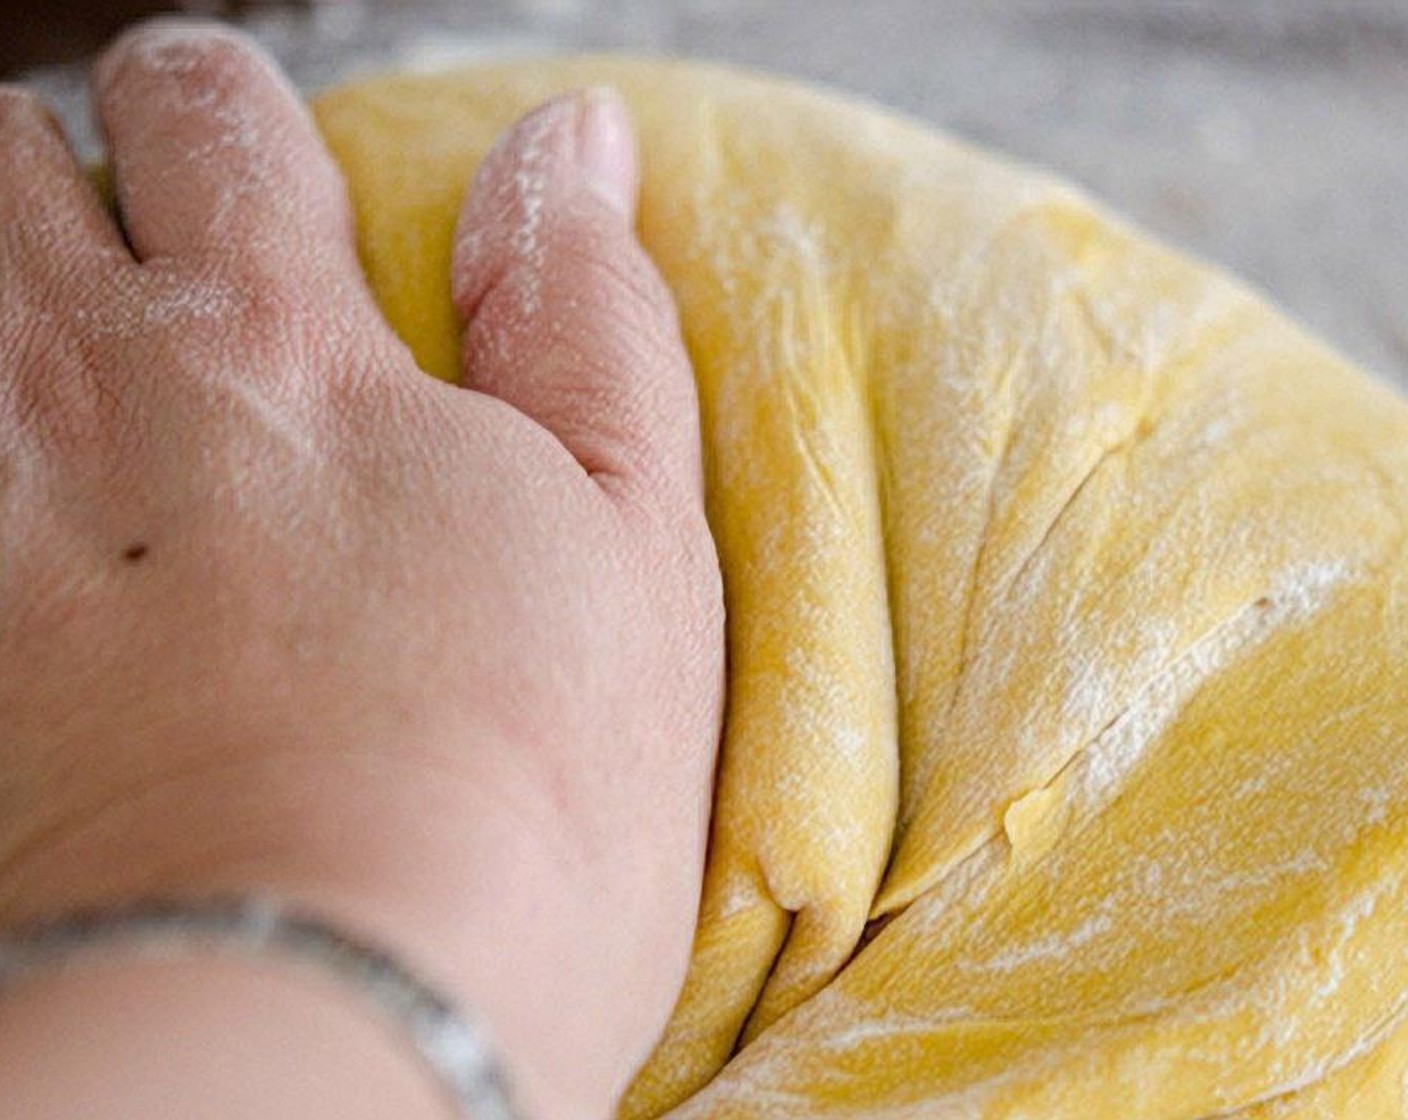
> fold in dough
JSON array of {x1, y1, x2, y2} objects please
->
[{"x1": 312, "y1": 60, "x2": 1408, "y2": 1119}]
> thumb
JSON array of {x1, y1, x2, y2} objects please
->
[{"x1": 452, "y1": 88, "x2": 702, "y2": 502}]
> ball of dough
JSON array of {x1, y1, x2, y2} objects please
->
[{"x1": 313, "y1": 60, "x2": 1408, "y2": 1119}]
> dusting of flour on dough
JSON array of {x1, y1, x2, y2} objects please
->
[{"x1": 1066, "y1": 559, "x2": 1352, "y2": 816}]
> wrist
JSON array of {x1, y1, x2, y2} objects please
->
[
  {"x1": 0, "y1": 744, "x2": 625, "y2": 1120},
  {"x1": 0, "y1": 949, "x2": 456, "y2": 1119}
]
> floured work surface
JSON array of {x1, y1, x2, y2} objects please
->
[{"x1": 314, "y1": 59, "x2": 1408, "y2": 1119}]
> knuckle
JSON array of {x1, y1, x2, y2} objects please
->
[
  {"x1": 575, "y1": 242, "x2": 681, "y2": 345},
  {"x1": 545, "y1": 242, "x2": 675, "y2": 348},
  {"x1": 1, "y1": 327, "x2": 103, "y2": 449},
  {"x1": 557, "y1": 218, "x2": 653, "y2": 294}
]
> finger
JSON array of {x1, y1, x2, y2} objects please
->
[
  {"x1": 452, "y1": 88, "x2": 702, "y2": 499},
  {"x1": 0, "y1": 86, "x2": 131, "y2": 290},
  {"x1": 92, "y1": 20, "x2": 359, "y2": 279}
]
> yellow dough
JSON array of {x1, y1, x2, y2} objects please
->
[{"x1": 312, "y1": 60, "x2": 1408, "y2": 1119}]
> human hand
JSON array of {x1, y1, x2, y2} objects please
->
[{"x1": 0, "y1": 21, "x2": 723, "y2": 1120}]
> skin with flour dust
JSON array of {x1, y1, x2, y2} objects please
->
[{"x1": 0, "y1": 18, "x2": 724, "y2": 1120}]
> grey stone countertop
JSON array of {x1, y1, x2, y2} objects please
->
[{"x1": 23, "y1": 0, "x2": 1408, "y2": 393}]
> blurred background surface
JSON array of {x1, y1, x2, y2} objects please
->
[{"x1": 7, "y1": 1, "x2": 1407, "y2": 392}]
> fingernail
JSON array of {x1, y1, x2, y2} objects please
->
[
  {"x1": 95, "y1": 18, "x2": 259, "y2": 93},
  {"x1": 575, "y1": 87, "x2": 636, "y2": 218}
]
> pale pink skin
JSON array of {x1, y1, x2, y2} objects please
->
[{"x1": 0, "y1": 21, "x2": 724, "y2": 1120}]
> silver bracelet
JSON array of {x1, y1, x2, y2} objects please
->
[{"x1": 0, "y1": 894, "x2": 523, "y2": 1120}]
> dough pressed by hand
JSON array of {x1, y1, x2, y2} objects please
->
[{"x1": 313, "y1": 60, "x2": 1408, "y2": 1119}]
